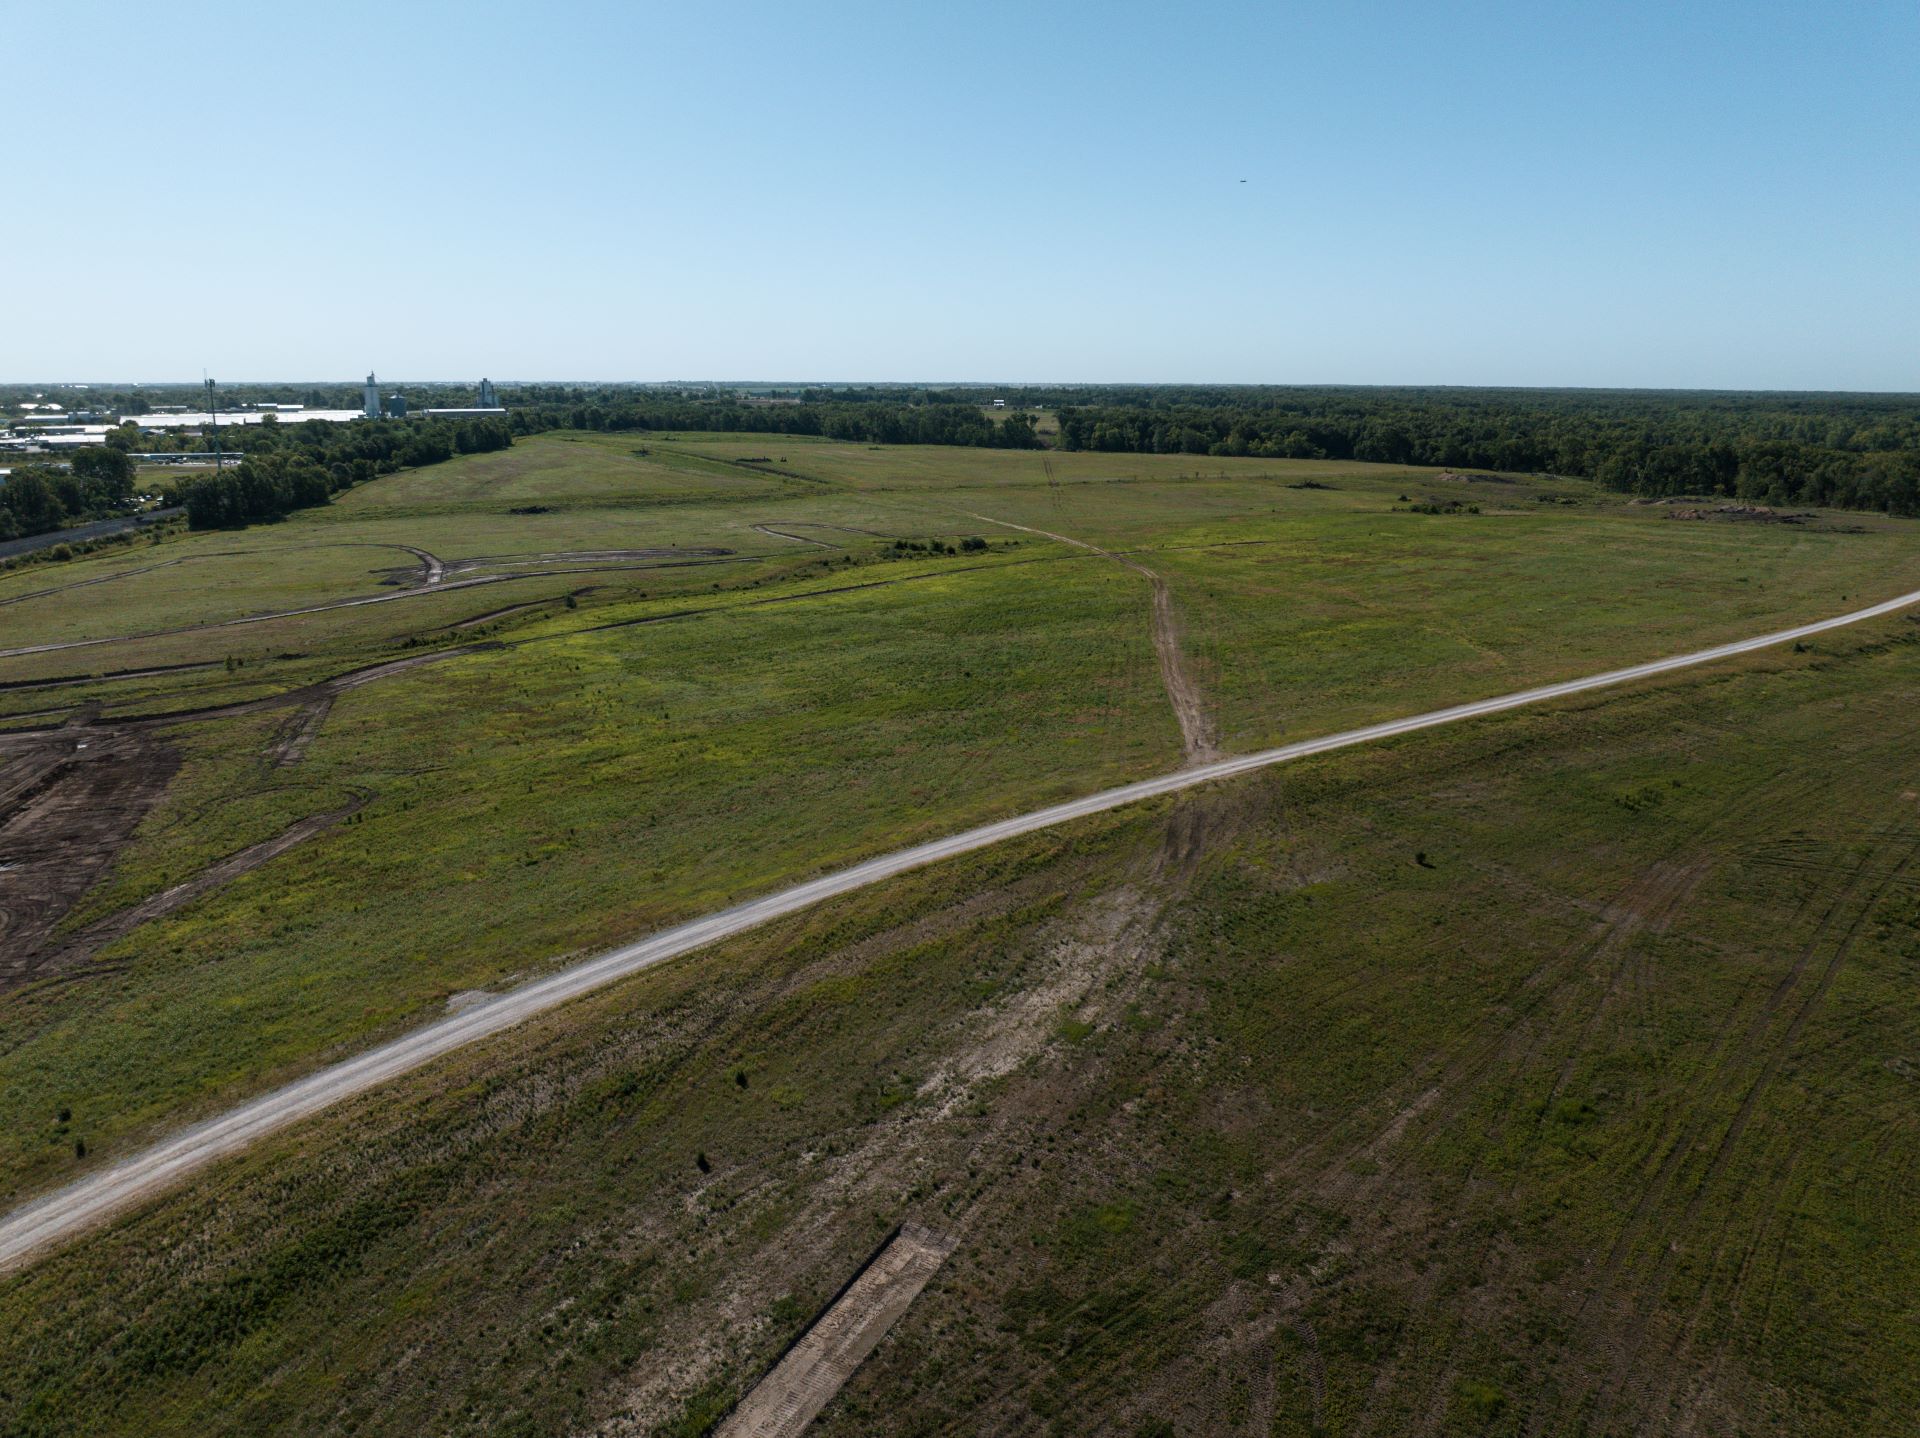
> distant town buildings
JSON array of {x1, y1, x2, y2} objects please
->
[
  {"x1": 2, "y1": 373, "x2": 509, "y2": 458},
  {"x1": 419, "y1": 377, "x2": 508, "y2": 420}
]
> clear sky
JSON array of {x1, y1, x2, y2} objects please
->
[{"x1": 8, "y1": 0, "x2": 1916, "y2": 388}]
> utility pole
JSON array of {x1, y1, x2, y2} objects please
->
[{"x1": 206, "y1": 375, "x2": 222, "y2": 472}]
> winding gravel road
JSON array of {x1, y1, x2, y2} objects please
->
[{"x1": 2, "y1": 585, "x2": 1917, "y2": 1274}]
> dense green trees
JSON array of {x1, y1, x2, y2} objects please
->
[
  {"x1": 1044, "y1": 388, "x2": 1920, "y2": 513},
  {"x1": 179, "y1": 452, "x2": 334, "y2": 528},
  {"x1": 0, "y1": 447, "x2": 141, "y2": 541},
  {"x1": 500, "y1": 385, "x2": 1919, "y2": 514},
  {"x1": 509, "y1": 398, "x2": 1043, "y2": 449},
  {"x1": 176, "y1": 417, "x2": 512, "y2": 529}
]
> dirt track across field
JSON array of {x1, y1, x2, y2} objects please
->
[
  {"x1": 968, "y1": 512, "x2": 1219, "y2": 764},
  {"x1": 0, "y1": 574, "x2": 511, "y2": 660}
]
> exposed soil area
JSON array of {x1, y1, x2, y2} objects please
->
[
  {"x1": 0, "y1": 639, "x2": 502, "y2": 991},
  {"x1": 1666, "y1": 504, "x2": 1812, "y2": 523},
  {"x1": 0, "y1": 725, "x2": 181, "y2": 990},
  {"x1": 26, "y1": 797, "x2": 366, "y2": 986},
  {"x1": 0, "y1": 643, "x2": 502, "y2": 738},
  {"x1": 269, "y1": 697, "x2": 334, "y2": 766}
]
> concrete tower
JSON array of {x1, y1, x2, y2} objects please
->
[
  {"x1": 477, "y1": 378, "x2": 498, "y2": 408},
  {"x1": 363, "y1": 372, "x2": 381, "y2": 418}
]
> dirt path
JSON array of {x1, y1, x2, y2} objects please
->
[
  {"x1": 715, "y1": 1224, "x2": 958, "y2": 1437},
  {"x1": 0, "y1": 541, "x2": 450, "y2": 616},
  {"x1": 0, "y1": 643, "x2": 503, "y2": 739},
  {"x1": 443, "y1": 547, "x2": 732, "y2": 575},
  {"x1": 393, "y1": 545, "x2": 444, "y2": 585},
  {"x1": 968, "y1": 512, "x2": 1219, "y2": 764},
  {"x1": 0, "y1": 574, "x2": 510, "y2": 661},
  {"x1": 748, "y1": 522, "x2": 887, "y2": 548},
  {"x1": 750, "y1": 524, "x2": 836, "y2": 549},
  {"x1": 269, "y1": 696, "x2": 334, "y2": 765},
  {"x1": 451, "y1": 591, "x2": 595, "y2": 630}
]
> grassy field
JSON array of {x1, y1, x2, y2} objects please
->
[
  {"x1": 2, "y1": 431, "x2": 1918, "y2": 1432},
  {"x1": 1, "y1": 611, "x2": 1916, "y2": 1436}
]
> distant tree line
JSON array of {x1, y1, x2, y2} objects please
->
[
  {"x1": 509, "y1": 399, "x2": 1044, "y2": 449},
  {"x1": 176, "y1": 417, "x2": 512, "y2": 529},
  {"x1": 506, "y1": 384, "x2": 1920, "y2": 516},
  {"x1": 13, "y1": 384, "x2": 1918, "y2": 526},
  {"x1": 0, "y1": 448, "x2": 136, "y2": 541},
  {"x1": 1042, "y1": 388, "x2": 1920, "y2": 514}
]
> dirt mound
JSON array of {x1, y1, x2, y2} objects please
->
[{"x1": 1665, "y1": 504, "x2": 1811, "y2": 523}]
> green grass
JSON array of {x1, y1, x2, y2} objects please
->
[
  {"x1": 2, "y1": 615, "x2": 1917, "y2": 1435},
  {"x1": 3, "y1": 432, "x2": 1918, "y2": 1207}
]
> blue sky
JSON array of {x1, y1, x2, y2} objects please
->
[{"x1": 8, "y1": 0, "x2": 1916, "y2": 387}]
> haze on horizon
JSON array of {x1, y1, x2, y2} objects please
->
[{"x1": 7, "y1": 0, "x2": 1916, "y2": 391}]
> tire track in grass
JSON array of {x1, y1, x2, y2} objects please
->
[
  {"x1": 1514, "y1": 779, "x2": 1916, "y2": 1435},
  {"x1": 1578, "y1": 824, "x2": 1920, "y2": 1434},
  {"x1": 1322, "y1": 765, "x2": 1837, "y2": 1438}
]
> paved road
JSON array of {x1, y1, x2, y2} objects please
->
[
  {"x1": 0, "y1": 508, "x2": 183, "y2": 564},
  {"x1": 3, "y1": 585, "x2": 1917, "y2": 1274}
]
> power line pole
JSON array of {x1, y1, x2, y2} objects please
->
[{"x1": 206, "y1": 375, "x2": 222, "y2": 472}]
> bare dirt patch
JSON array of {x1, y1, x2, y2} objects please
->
[
  {"x1": 27, "y1": 797, "x2": 366, "y2": 985},
  {"x1": 0, "y1": 726, "x2": 181, "y2": 990},
  {"x1": 1665, "y1": 504, "x2": 1812, "y2": 524},
  {"x1": 269, "y1": 697, "x2": 334, "y2": 766}
]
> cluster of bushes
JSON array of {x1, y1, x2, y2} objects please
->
[
  {"x1": 175, "y1": 417, "x2": 513, "y2": 529},
  {"x1": 890, "y1": 535, "x2": 990, "y2": 557},
  {"x1": 0, "y1": 448, "x2": 136, "y2": 541}
]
